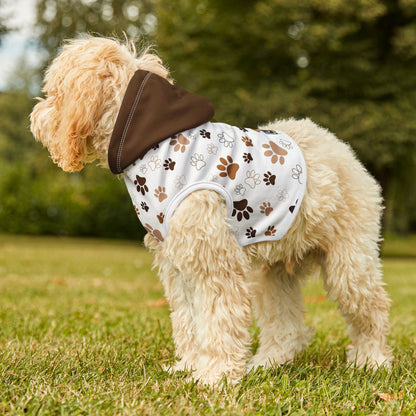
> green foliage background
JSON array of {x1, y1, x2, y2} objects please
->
[{"x1": 0, "y1": 0, "x2": 415, "y2": 238}]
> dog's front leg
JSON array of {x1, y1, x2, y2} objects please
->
[
  {"x1": 163, "y1": 190, "x2": 252, "y2": 385},
  {"x1": 145, "y1": 233, "x2": 199, "y2": 372}
]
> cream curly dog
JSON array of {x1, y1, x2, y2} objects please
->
[{"x1": 30, "y1": 36, "x2": 393, "y2": 385}]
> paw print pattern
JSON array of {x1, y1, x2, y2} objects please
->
[
  {"x1": 277, "y1": 189, "x2": 289, "y2": 201},
  {"x1": 170, "y1": 134, "x2": 190, "y2": 153},
  {"x1": 279, "y1": 138, "x2": 293, "y2": 150},
  {"x1": 134, "y1": 175, "x2": 149, "y2": 195},
  {"x1": 148, "y1": 155, "x2": 162, "y2": 171},
  {"x1": 234, "y1": 183, "x2": 246, "y2": 196},
  {"x1": 157, "y1": 212, "x2": 165, "y2": 224},
  {"x1": 232, "y1": 199, "x2": 253, "y2": 221},
  {"x1": 190, "y1": 153, "x2": 207, "y2": 170},
  {"x1": 265, "y1": 225, "x2": 277, "y2": 236},
  {"x1": 262, "y1": 140, "x2": 288, "y2": 165},
  {"x1": 259, "y1": 202, "x2": 273, "y2": 216},
  {"x1": 139, "y1": 165, "x2": 148, "y2": 174},
  {"x1": 200, "y1": 129, "x2": 211, "y2": 139},
  {"x1": 163, "y1": 158, "x2": 176, "y2": 171},
  {"x1": 175, "y1": 175, "x2": 186, "y2": 189},
  {"x1": 243, "y1": 153, "x2": 253, "y2": 163},
  {"x1": 244, "y1": 170, "x2": 261, "y2": 189},
  {"x1": 245, "y1": 227, "x2": 257, "y2": 239},
  {"x1": 217, "y1": 156, "x2": 239, "y2": 180},
  {"x1": 263, "y1": 171, "x2": 276, "y2": 186},
  {"x1": 141, "y1": 202, "x2": 149, "y2": 212},
  {"x1": 133, "y1": 204, "x2": 140, "y2": 215},
  {"x1": 241, "y1": 136, "x2": 253, "y2": 147},
  {"x1": 207, "y1": 143, "x2": 218, "y2": 155},
  {"x1": 144, "y1": 223, "x2": 164, "y2": 242},
  {"x1": 218, "y1": 132, "x2": 234, "y2": 148},
  {"x1": 289, "y1": 199, "x2": 299, "y2": 214},
  {"x1": 154, "y1": 186, "x2": 168, "y2": 202}
]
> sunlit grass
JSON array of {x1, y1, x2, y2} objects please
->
[{"x1": 0, "y1": 234, "x2": 415, "y2": 415}]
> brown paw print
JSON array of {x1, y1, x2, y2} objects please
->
[
  {"x1": 133, "y1": 204, "x2": 140, "y2": 215},
  {"x1": 259, "y1": 202, "x2": 273, "y2": 216},
  {"x1": 200, "y1": 129, "x2": 211, "y2": 139},
  {"x1": 243, "y1": 153, "x2": 253, "y2": 163},
  {"x1": 263, "y1": 171, "x2": 276, "y2": 186},
  {"x1": 163, "y1": 158, "x2": 176, "y2": 170},
  {"x1": 134, "y1": 175, "x2": 149, "y2": 195},
  {"x1": 170, "y1": 134, "x2": 190, "y2": 153},
  {"x1": 262, "y1": 140, "x2": 288, "y2": 164},
  {"x1": 232, "y1": 199, "x2": 253, "y2": 221},
  {"x1": 157, "y1": 212, "x2": 165, "y2": 224},
  {"x1": 217, "y1": 156, "x2": 240, "y2": 180},
  {"x1": 154, "y1": 186, "x2": 168, "y2": 202},
  {"x1": 144, "y1": 223, "x2": 164, "y2": 242},
  {"x1": 265, "y1": 225, "x2": 277, "y2": 236},
  {"x1": 245, "y1": 227, "x2": 257, "y2": 239},
  {"x1": 241, "y1": 136, "x2": 253, "y2": 147}
]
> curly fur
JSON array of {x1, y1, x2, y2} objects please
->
[{"x1": 31, "y1": 36, "x2": 393, "y2": 386}]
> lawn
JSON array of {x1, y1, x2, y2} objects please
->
[{"x1": 0, "y1": 234, "x2": 415, "y2": 415}]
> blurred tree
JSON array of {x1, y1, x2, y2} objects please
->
[
  {"x1": 34, "y1": 0, "x2": 156, "y2": 55},
  {"x1": 156, "y1": 0, "x2": 416, "y2": 233},
  {"x1": 0, "y1": 89, "x2": 143, "y2": 239},
  {"x1": 1, "y1": 0, "x2": 414, "y2": 237},
  {"x1": 0, "y1": 0, "x2": 11, "y2": 43}
]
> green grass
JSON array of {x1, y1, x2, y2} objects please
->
[{"x1": 0, "y1": 234, "x2": 416, "y2": 415}]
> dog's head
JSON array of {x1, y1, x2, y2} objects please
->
[{"x1": 30, "y1": 36, "x2": 169, "y2": 172}]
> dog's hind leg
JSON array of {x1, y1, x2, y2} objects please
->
[
  {"x1": 248, "y1": 263, "x2": 314, "y2": 371},
  {"x1": 322, "y1": 242, "x2": 393, "y2": 369},
  {"x1": 163, "y1": 190, "x2": 252, "y2": 385}
]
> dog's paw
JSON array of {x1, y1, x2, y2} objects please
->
[
  {"x1": 247, "y1": 352, "x2": 292, "y2": 373},
  {"x1": 191, "y1": 369, "x2": 241, "y2": 387},
  {"x1": 346, "y1": 344, "x2": 394, "y2": 370},
  {"x1": 164, "y1": 359, "x2": 194, "y2": 374}
]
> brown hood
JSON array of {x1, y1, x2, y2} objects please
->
[{"x1": 108, "y1": 70, "x2": 215, "y2": 174}]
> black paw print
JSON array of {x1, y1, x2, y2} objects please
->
[
  {"x1": 243, "y1": 153, "x2": 253, "y2": 163},
  {"x1": 141, "y1": 202, "x2": 149, "y2": 212},
  {"x1": 152, "y1": 144, "x2": 160, "y2": 150},
  {"x1": 200, "y1": 129, "x2": 211, "y2": 139},
  {"x1": 232, "y1": 199, "x2": 254, "y2": 221},
  {"x1": 163, "y1": 158, "x2": 176, "y2": 170},
  {"x1": 134, "y1": 175, "x2": 149, "y2": 195},
  {"x1": 239, "y1": 127, "x2": 249, "y2": 132},
  {"x1": 289, "y1": 199, "x2": 299, "y2": 214},
  {"x1": 245, "y1": 227, "x2": 257, "y2": 239},
  {"x1": 263, "y1": 171, "x2": 276, "y2": 186}
]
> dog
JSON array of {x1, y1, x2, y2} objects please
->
[{"x1": 30, "y1": 36, "x2": 393, "y2": 385}]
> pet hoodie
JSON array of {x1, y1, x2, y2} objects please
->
[{"x1": 108, "y1": 70, "x2": 306, "y2": 246}]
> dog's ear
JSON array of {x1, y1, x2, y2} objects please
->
[
  {"x1": 30, "y1": 67, "x2": 107, "y2": 172},
  {"x1": 30, "y1": 37, "x2": 140, "y2": 172}
]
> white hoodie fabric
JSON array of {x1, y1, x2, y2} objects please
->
[{"x1": 123, "y1": 121, "x2": 306, "y2": 246}]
